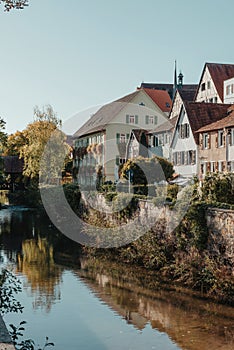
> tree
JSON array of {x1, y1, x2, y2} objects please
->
[
  {"x1": 0, "y1": 0, "x2": 28, "y2": 11},
  {"x1": 6, "y1": 105, "x2": 69, "y2": 187},
  {"x1": 120, "y1": 156, "x2": 174, "y2": 185}
]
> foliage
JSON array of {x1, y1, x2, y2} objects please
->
[
  {"x1": 0, "y1": 0, "x2": 28, "y2": 11},
  {"x1": 166, "y1": 184, "x2": 179, "y2": 201},
  {"x1": 0, "y1": 269, "x2": 23, "y2": 315},
  {"x1": 112, "y1": 193, "x2": 139, "y2": 220},
  {"x1": 175, "y1": 201, "x2": 209, "y2": 251},
  {"x1": 201, "y1": 172, "x2": 234, "y2": 204},
  {"x1": 6, "y1": 105, "x2": 69, "y2": 188},
  {"x1": 9, "y1": 322, "x2": 54, "y2": 350},
  {"x1": 120, "y1": 156, "x2": 174, "y2": 185},
  {"x1": 63, "y1": 183, "x2": 81, "y2": 212}
]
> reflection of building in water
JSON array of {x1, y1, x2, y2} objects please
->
[
  {"x1": 76, "y1": 262, "x2": 234, "y2": 350},
  {"x1": 17, "y1": 237, "x2": 63, "y2": 312}
]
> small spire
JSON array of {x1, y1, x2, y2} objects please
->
[
  {"x1": 173, "y1": 60, "x2": 177, "y2": 99},
  {"x1": 178, "y1": 71, "x2": 184, "y2": 87}
]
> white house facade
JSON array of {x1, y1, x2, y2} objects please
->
[
  {"x1": 171, "y1": 106, "x2": 198, "y2": 177},
  {"x1": 224, "y1": 77, "x2": 234, "y2": 104}
]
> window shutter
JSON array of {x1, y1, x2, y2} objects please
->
[
  {"x1": 126, "y1": 133, "x2": 130, "y2": 140},
  {"x1": 215, "y1": 161, "x2": 219, "y2": 171},
  {"x1": 178, "y1": 152, "x2": 181, "y2": 165},
  {"x1": 184, "y1": 151, "x2": 188, "y2": 165},
  {"x1": 207, "y1": 162, "x2": 211, "y2": 172},
  {"x1": 126, "y1": 115, "x2": 129, "y2": 124},
  {"x1": 116, "y1": 133, "x2": 120, "y2": 144},
  {"x1": 200, "y1": 134, "x2": 203, "y2": 149},
  {"x1": 145, "y1": 115, "x2": 149, "y2": 124},
  {"x1": 135, "y1": 115, "x2": 138, "y2": 124},
  {"x1": 208, "y1": 133, "x2": 210, "y2": 149},
  {"x1": 116, "y1": 156, "x2": 120, "y2": 165},
  {"x1": 186, "y1": 124, "x2": 190, "y2": 138},
  {"x1": 191, "y1": 150, "x2": 196, "y2": 164},
  {"x1": 154, "y1": 116, "x2": 158, "y2": 125},
  {"x1": 223, "y1": 133, "x2": 226, "y2": 147},
  {"x1": 215, "y1": 133, "x2": 218, "y2": 147}
]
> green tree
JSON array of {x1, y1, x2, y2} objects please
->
[
  {"x1": 6, "y1": 105, "x2": 69, "y2": 187},
  {"x1": 0, "y1": 0, "x2": 28, "y2": 11},
  {"x1": 120, "y1": 156, "x2": 174, "y2": 185}
]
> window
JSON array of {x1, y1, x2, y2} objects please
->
[
  {"x1": 226, "y1": 84, "x2": 234, "y2": 96},
  {"x1": 116, "y1": 133, "x2": 129, "y2": 144},
  {"x1": 231, "y1": 128, "x2": 234, "y2": 145},
  {"x1": 116, "y1": 156, "x2": 126, "y2": 165},
  {"x1": 126, "y1": 115, "x2": 138, "y2": 124},
  {"x1": 146, "y1": 115, "x2": 158, "y2": 125},
  {"x1": 187, "y1": 150, "x2": 196, "y2": 165},
  {"x1": 207, "y1": 81, "x2": 211, "y2": 89},
  {"x1": 203, "y1": 133, "x2": 209, "y2": 149},
  {"x1": 210, "y1": 161, "x2": 215, "y2": 173},
  {"x1": 214, "y1": 96, "x2": 218, "y2": 103},
  {"x1": 218, "y1": 130, "x2": 224, "y2": 147},
  {"x1": 201, "y1": 82, "x2": 206, "y2": 91},
  {"x1": 179, "y1": 123, "x2": 190, "y2": 138}
]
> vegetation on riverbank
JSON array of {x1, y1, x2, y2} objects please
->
[{"x1": 82, "y1": 174, "x2": 234, "y2": 305}]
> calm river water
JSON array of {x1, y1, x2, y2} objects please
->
[{"x1": 0, "y1": 207, "x2": 234, "y2": 350}]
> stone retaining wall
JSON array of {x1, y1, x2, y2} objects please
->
[{"x1": 207, "y1": 208, "x2": 234, "y2": 265}]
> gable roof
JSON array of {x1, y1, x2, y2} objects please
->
[
  {"x1": 195, "y1": 63, "x2": 234, "y2": 101},
  {"x1": 141, "y1": 88, "x2": 172, "y2": 113},
  {"x1": 178, "y1": 85, "x2": 198, "y2": 101},
  {"x1": 140, "y1": 82, "x2": 174, "y2": 99},
  {"x1": 183, "y1": 102, "x2": 230, "y2": 143},
  {"x1": 148, "y1": 116, "x2": 178, "y2": 134},
  {"x1": 130, "y1": 129, "x2": 148, "y2": 143},
  {"x1": 73, "y1": 91, "x2": 139, "y2": 138},
  {"x1": 196, "y1": 105, "x2": 234, "y2": 133},
  {"x1": 73, "y1": 88, "x2": 167, "y2": 138}
]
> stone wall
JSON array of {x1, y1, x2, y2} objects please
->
[{"x1": 207, "y1": 208, "x2": 234, "y2": 265}]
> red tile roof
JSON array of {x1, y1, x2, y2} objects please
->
[
  {"x1": 183, "y1": 102, "x2": 230, "y2": 144},
  {"x1": 142, "y1": 88, "x2": 172, "y2": 112},
  {"x1": 196, "y1": 105, "x2": 234, "y2": 132}
]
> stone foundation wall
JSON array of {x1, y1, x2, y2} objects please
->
[{"x1": 207, "y1": 208, "x2": 234, "y2": 265}]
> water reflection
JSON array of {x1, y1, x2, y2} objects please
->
[
  {"x1": 76, "y1": 258, "x2": 234, "y2": 350},
  {"x1": 17, "y1": 238, "x2": 62, "y2": 312},
  {"x1": 0, "y1": 208, "x2": 234, "y2": 349}
]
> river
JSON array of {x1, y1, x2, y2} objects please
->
[{"x1": 0, "y1": 207, "x2": 233, "y2": 350}]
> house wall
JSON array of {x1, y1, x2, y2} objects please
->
[
  {"x1": 195, "y1": 66, "x2": 222, "y2": 103},
  {"x1": 224, "y1": 77, "x2": 234, "y2": 104},
  {"x1": 169, "y1": 92, "x2": 182, "y2": 119},
  {"x1": 171, "y1": 108, "x2": 198, "y2": 177},
  {"x1": 105, "y1": 90, "x2": 168, "y2": 181},
  {"x1": 199, "y1": 130, "x2": 226, "y2": 175}
]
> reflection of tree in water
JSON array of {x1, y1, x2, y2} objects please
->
[{"x1": 17, "y1": 237, "x2": 63, "y2": 312}]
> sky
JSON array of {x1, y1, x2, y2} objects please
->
[{"x1": 0, "y1": 0, "x2": 234, "y2": 134}]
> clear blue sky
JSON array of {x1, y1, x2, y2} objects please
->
[{"x1": 0, "y1": 0, "x2": 234, "y2": 134}]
